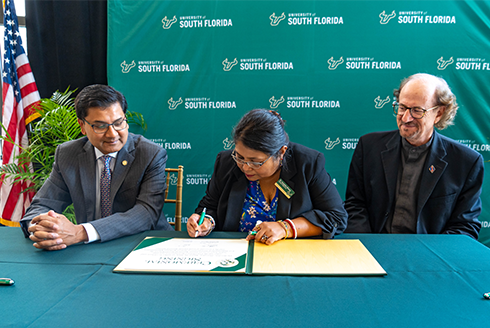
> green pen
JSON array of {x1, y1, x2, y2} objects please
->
[
  {"x1": 0, "y1": 278, "x2": 14, "y2": 286},
  {"x1": 198, "y1": 208, "x2": 206, "y2": 225},
  {"x1": 248, "y1": 231, "x2": 257, "y2": 236}
]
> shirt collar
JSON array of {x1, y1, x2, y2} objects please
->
[
  {"x1": 402, "y1": 134, "x2": 433, "y2": 152},
  {"x1": 94, "y1": 147, "x2": 118, "y2": 161}
]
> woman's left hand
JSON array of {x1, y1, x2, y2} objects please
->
[{"x1": 246, "y1": 221, "x2": 286, "y2": 245}]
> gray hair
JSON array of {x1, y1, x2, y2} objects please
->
[{"x1": 393, "y1": 73, "x2": 458, "y2": 130}]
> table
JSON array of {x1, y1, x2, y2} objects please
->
[{"x1": 2, "y1": 227, "x2": 490, "y2": 327}]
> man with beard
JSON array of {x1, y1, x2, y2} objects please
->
[{"x1": 344, "y1": 73, "x2": 483, "y2": 239}]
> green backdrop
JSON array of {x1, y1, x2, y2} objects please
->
[{"x1": 107, "y1": 1, "x2": 490, "y2": 245}]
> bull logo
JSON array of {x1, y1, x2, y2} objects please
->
[
  {"x1": 222, "y1": 58, "x2": 238, "y2": 71},
  {"x1": 269, "y1": 96, "x2": 284, "y2": 109},
  {"x1": 379, "y1": 10, "x2": 396, "y2": 24},
  {"x1": 121, "y1": 60, "x2": 136, "y2": 73},
  {"x1": 437, "y1": 56, "x2": 454, "y2": 70},
  {"x1": 270, "y1": 12, "x2": 286, "y2": 26},
  {"x1": 223, "y1": 137, "x2": 234, "y2": 150},
  {"x1": 327, "y1": 57, "x2": 344, "y2": 70},
  {"x1": 168, "y1": 97, "x2": 183, "y2": 110},
  {"x1": 162, "y1": 16, "x2": 177, "y2": 29},
  {"x1": 374, "y1": 96, "x2": 390, "y2": 109},
  {"x1": 324, "y1": 137, "x2": 340, "y2": 150},
  {"x1": 169, "y1": 173, "x2": 178, "y2": 185}
]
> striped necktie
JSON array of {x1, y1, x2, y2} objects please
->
[{"x1": 100, "y1": 155, "x2": 112, "y2": 218}]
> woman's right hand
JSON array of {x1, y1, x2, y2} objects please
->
[{"x1": 186, "y1": 213, "x2": 213, "y2": 238}]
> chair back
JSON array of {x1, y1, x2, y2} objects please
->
[{"x1": 164, "y1": 165, "x2": 184, "y2": 231}]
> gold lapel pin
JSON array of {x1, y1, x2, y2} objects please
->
[{"x1": 122, "y1": 160, "x2": 128, "y2": 166}]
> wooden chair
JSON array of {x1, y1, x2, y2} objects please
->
[{"x1": 164, "y1": 165, "x2": 184, "y2": 231}]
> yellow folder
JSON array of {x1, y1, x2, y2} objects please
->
[{"x1": 252, "y1": 239, "x2": 386, "y2": 276}]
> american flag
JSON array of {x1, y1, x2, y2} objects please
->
[{"x1": 0, "y1": 0, "x2": 40, "y2": 226}]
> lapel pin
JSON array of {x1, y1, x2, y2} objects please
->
[
  {"x1": 122, "y1": 160, "x2": 128, "y2": 166},
  {"x1": 429, "y1": 165, "x2": 436, "y2": 174}
]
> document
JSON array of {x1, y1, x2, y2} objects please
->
[
  {"x1": 113, "y1": 237, "x2": 249, "y2": 274},
  {"x1": 114, "y1": 237, "x2": 386, "y2": 276}
]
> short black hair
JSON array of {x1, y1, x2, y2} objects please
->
[
  {"x1": 233, "y1": 109, "x2": 289, "y2": 158},
  {"x1": 75, "y1": 84, "x2": 128, "y2": 119}
]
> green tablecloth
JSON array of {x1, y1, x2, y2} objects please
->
[{"x1": 2, "y1": 227, "x2": 490, "y2": 327}]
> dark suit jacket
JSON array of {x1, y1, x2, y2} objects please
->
[
  {"x1": 196, "y1": 142, "x2": 347, "y2": 238},
  {"x1": 345, "y1": 130, "x2": 483, "y2": 239},
  {"x1": 21, "y1": 133, "x2": 172, "y2": 241}
]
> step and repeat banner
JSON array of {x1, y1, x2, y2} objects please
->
[{"x1": 107, "y1": 1, "x2": 490, "y2": 245}]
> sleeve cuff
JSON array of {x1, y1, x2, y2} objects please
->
[{"x1": 80, "y1": 223, "x2": 101, "y2": 243}]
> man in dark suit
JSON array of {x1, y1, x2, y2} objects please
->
[
  {"x1": 345, "y1": 73, "x2": 483, "y2": 239},
  {"x1": 21, "y1": 84, "x2": 172, "y2": 250}
]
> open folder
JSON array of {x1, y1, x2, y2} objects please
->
[{"x1": 113, "y1": 237, "x2": 386, "y2": 276}]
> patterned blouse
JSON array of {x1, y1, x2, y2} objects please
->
[{"x1": 239, "y1": 180, "x2": 278, "y2": 232}]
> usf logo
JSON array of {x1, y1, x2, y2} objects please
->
[
  {"x1": 168, "y1": 173, "x2": 178, "y2": 186},
  {"x1": 121, "y1": 60, "x2": 136, "y2": 73},
  {"x1": 162, "y1": 16, "x2": 177, "y2": 29},
  {"x1": 222, "y1": 58, "x2": 238, "y2": 71},
  {"x1": 324, "y1": 137, "x2": 340, "y2": 150},
  {"x1": 327, "y1": 57, "x2": 344, "y2": 70},
  {"x1": 269, "y1": 96, "x2": 284, "y2": 109},
  {"x1": 168, "y1": 97, "x2": 183, "y2": 110},
  {"x1": 437, "y1": 56, "x2": 454, "y2": 70},
  {"x1": 269, "y1": 12, "x2": 286, "y2": 26},
  {"x1": 223, "y1": 137, "x2": 234, "y2": 150},
  {"x1": 379, "y1": 10, "x2": 396, "y2": 24},
  {"x1": 374, "y1": 96, "x2": 390, "y2": 109}
]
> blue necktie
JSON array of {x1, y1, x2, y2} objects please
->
[{"x1": 100, "y1": 155, "x2": 112, "y2": 218}]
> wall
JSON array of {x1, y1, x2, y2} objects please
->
[{"x1": 107, "y1": 1, "x2": 490, "y2": 244}]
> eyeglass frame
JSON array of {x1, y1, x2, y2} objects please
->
[
  {"x1": 82, "y1": 117, "x2": 128, "y2": 134},
  {"x1": 392, "y1": 101, "x2": 440, "y2": 119},
  {"x1": 231, "y1": 149, "x2": 273, "y2": 169}
]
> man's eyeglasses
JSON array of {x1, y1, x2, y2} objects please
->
[
  {"x1": 393, "y1": 102, "x2": 439, "y2": 119},
  {"x1": 231, "y1": 150, "x2": 272, "y2": 169},
  {"x1": 83, "y1": 118, "x2": 128, "y2": 134}
]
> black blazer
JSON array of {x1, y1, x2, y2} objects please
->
[
  {"x1": 345, "y1": 130, "x2": 483, "y2": 239},
  {"x1": 196, "y1": 142, "x2": 347, "y2": 238}
]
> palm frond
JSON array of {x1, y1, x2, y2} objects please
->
[{"x1": 126, "y1": 111, "x2": 148, "y2": 132}]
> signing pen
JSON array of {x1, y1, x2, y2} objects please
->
[
  {"x1": 484, "y1": 292, "x2": 490, "y2": 300},
  {"x1": 248, "y1": 220, "x2": 262, "y2": 236},
  {"x1": 195, "y1": 208, "x2": 207, "y2": 238},
  {"x1": 198, "y1": 208, "x2": 207, "y2": 225},
  {"x1": 0, "y1": 278, "x2": 14, "y2": 286}
]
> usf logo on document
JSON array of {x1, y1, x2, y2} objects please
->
[
  {"x1": 437, "y1": 57, "x2": 454, "y2": 70},
  {"x1": 269, "y1": 12, "x2": 286, "y2": 26},
  {"x1": 379, "y1": 10, "x2": 396, "y2": 24},
  {"x1": 168, "y1": 97, "x2": 183, "y2": 110},
  {"x1": 374, "y1": 96, "x2": 390, "y2": 109},
  {"x1": 269, "y1": 96, "x2": 284, "y2": 109},
  {"x1": 327, "y1": 57, "x2": 344, "y2": 70},
  {"x1": 121, "y1": 60, "x2": 136, "y2": 73},
  {"x1": 162, "y1": 16, "x2": 177, "y2": 29}
]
